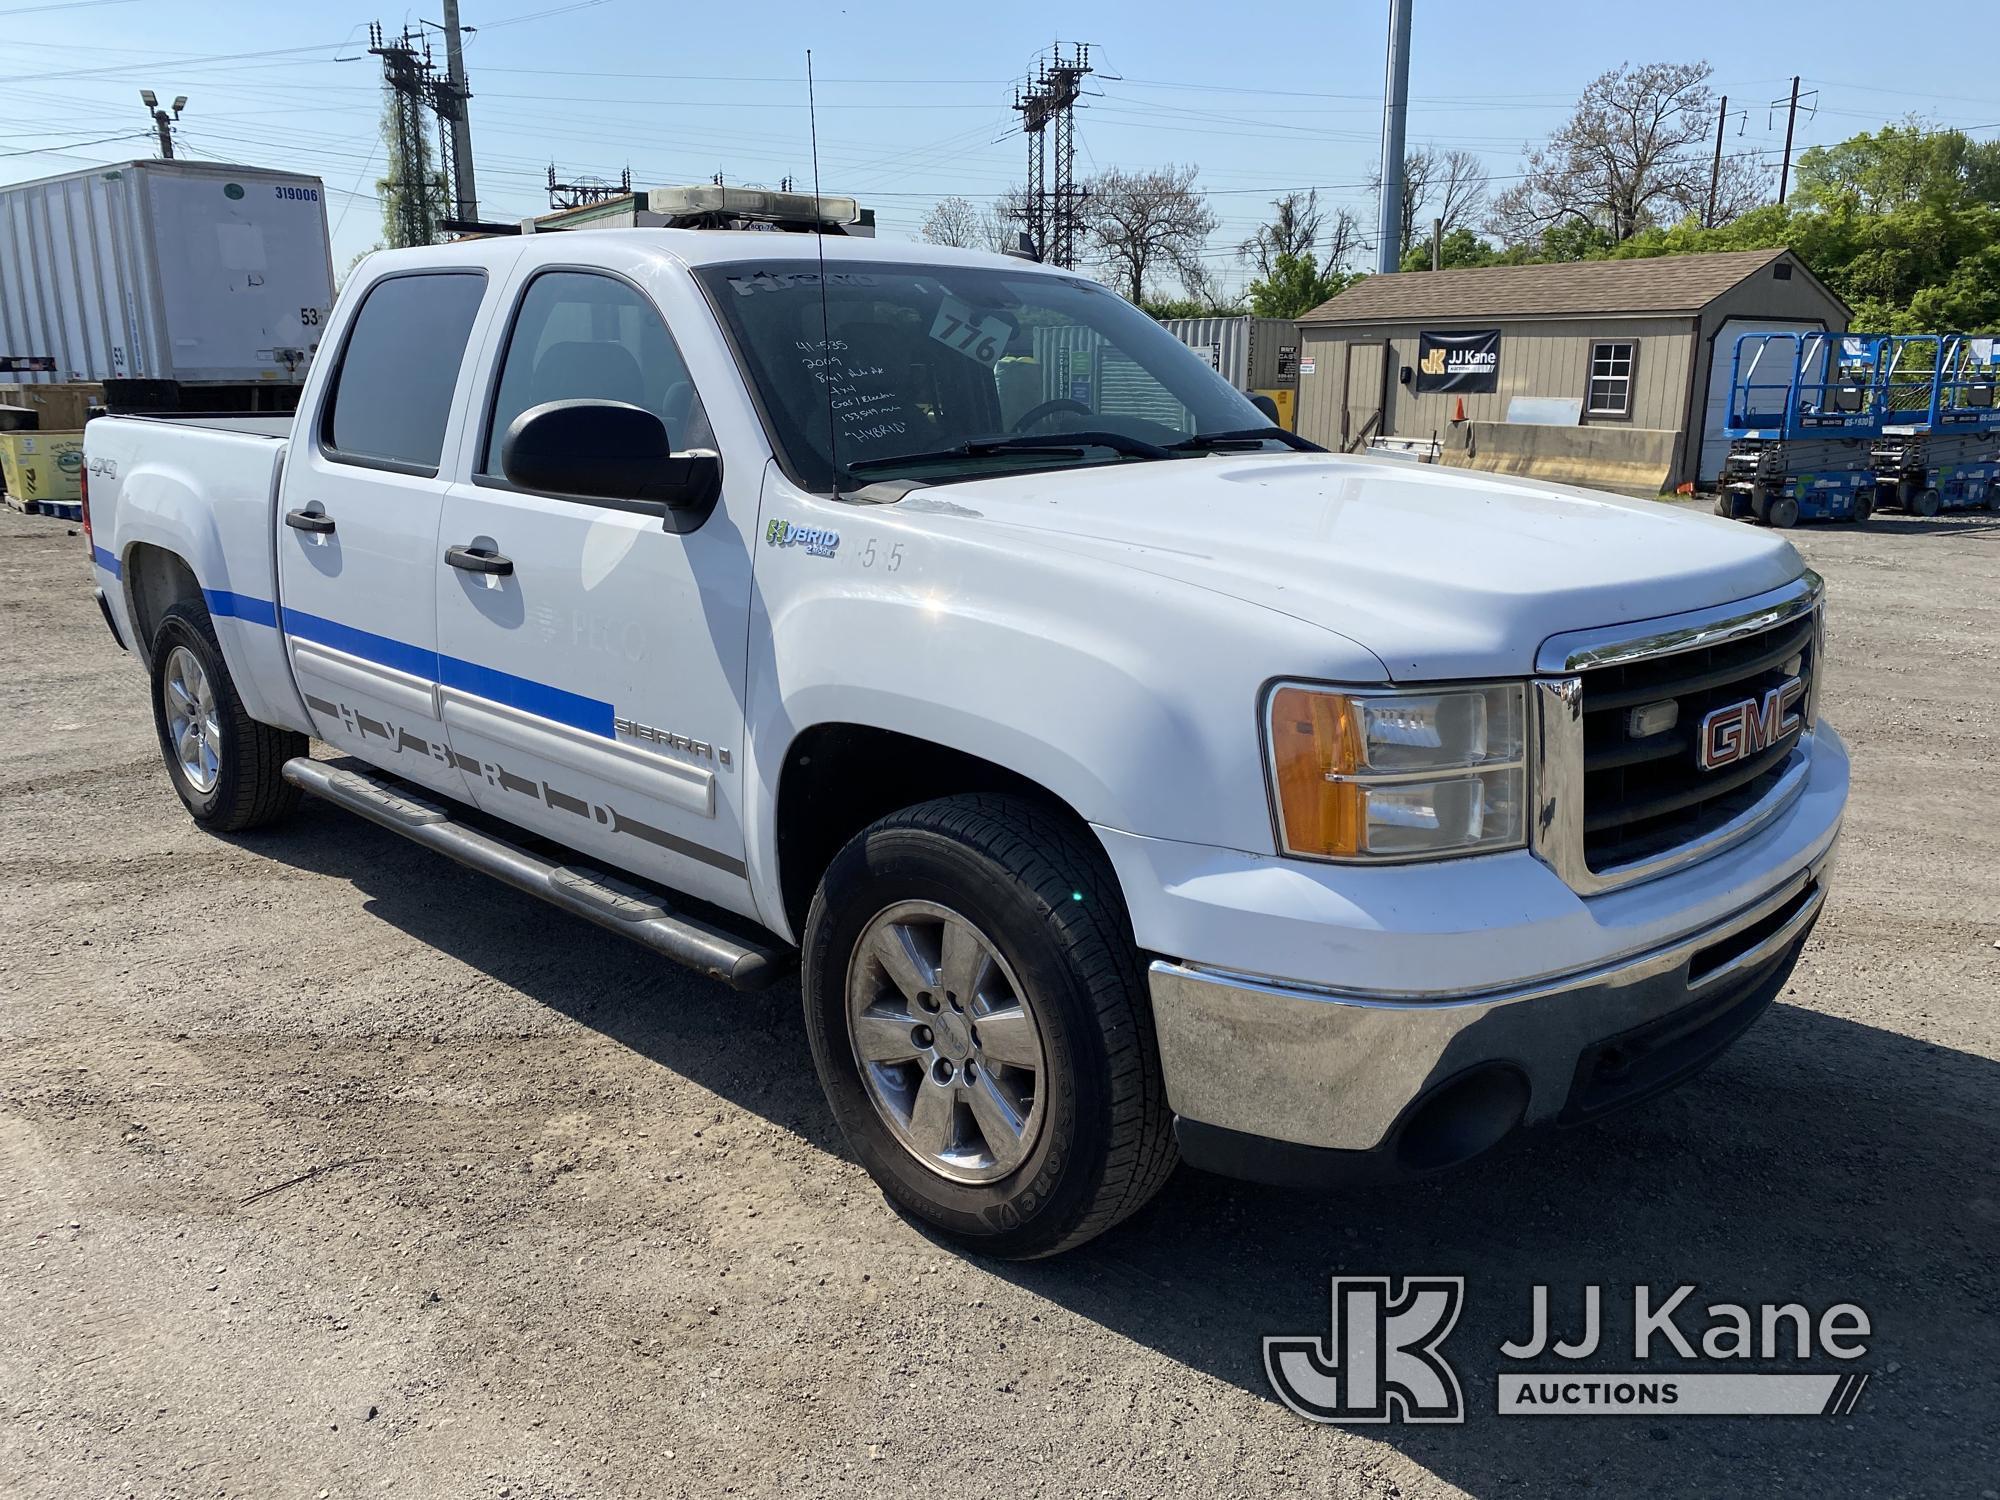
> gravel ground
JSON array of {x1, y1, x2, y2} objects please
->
[{"x1": 2, "y1": 501, "x2": 1995, "y2": 1499}]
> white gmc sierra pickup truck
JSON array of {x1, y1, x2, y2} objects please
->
[{"x1": 82, "y1": 224, "x2": 1848, "y2": 1257}]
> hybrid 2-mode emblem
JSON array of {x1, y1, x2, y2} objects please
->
[{"x1": 1697, "y1": 677, "x2": 1805, "y2": 772}]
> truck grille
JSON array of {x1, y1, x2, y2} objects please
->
[{"x1": 1578, "y1": 612, "x2": 1816, "y2": 872}]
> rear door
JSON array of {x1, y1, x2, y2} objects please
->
[
  {"x1": 432, "y1": 265, "x2": 757, "y2": 914},
  {"x1": 276, "y1": 267, "x2": 491, "y2": 801}
]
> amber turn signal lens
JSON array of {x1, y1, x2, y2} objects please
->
[{"x1": 1268, "y1": 686, "x2": 1364, "y2": 856}]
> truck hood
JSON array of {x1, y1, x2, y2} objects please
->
[{"x1": 905, "y1": 453, "x2": 1805, "y2": 680}]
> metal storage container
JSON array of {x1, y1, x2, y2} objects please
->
[
  {"x1": 0, "y1": 159, "x2": 334, "y2": 391},
  {"x1": 1159, "y1": 316, "x2": 1301, "y2": 391}
]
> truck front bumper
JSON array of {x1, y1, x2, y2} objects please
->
[
  {"x1": 1108, "y1": 723, "x2": 1848, "y2": 1187},
  {"x1": 1151, "y1": 853, "x2": 1828, "y2": 1186}
]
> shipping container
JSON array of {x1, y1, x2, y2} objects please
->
[
  {"x1": 0, "y1": 159, "x2": 334, "y2": 397},
  {"x1": 1158, "y1": 316, "x2": 1301, "y2": 392}
]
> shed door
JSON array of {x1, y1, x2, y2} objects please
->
[
  {"x1": 1700, "y1": 318, "x2": 1822, "y2": 483},
  {"x1": 1343, "y1": 340, "x2": 1386, "y2": 449}
]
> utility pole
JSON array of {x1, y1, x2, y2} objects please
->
[
  {"x1": 1706, "y1": 94, "x2": 1727, "y2": 227},
  {"x1": 1430, "y1": 216, "x2": 1442, "y2": 271},
  {"x1": 139, "y1": 89, "x2": 185, "y2": 159},
  {"x1": 1375, "y1": 0, "x2": 1412, "y2": 274},
  {"x1": 438, "y1": 0, "x2": 479, "y2": 223},
  {"x1": 1771, "y1": 76, "x2": 1817, "y2": 205}
]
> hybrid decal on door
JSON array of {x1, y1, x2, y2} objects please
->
[
  {"x1": 302, "y1": 690, "x2": 744, "y2": 875},
  {"x1": 765, "y1": 519, "x2": 841, "y2": 558}
]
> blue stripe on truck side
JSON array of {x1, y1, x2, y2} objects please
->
[
  {"x1": 92, "y1": 544, "x2": 122, "y2": 578},
  {"x1": 218, "y1": 597, "x2": 619, "y2": 740},
  {"x1": 279, "y1": 605, "x2": 436, "y2": 680},
  {"x1": 435, "y1": 653, "x2": 616, "y2": 738},
  {"x1": 203, "y1": 589, "x2": 279, "y2": 628}
]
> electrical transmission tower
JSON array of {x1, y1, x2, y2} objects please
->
[
  {"x1": 546, "y1": 165, "x2": 633, "y2": 210},
  {"x1": 1012, "y1": 43, "x2": 1091, "y2": 267},
  {"x1": 370, "y1": 18, "x2": 482, "y2": 245}
]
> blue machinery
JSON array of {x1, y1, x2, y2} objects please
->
[
  {"x1": 1717, "y1": 331, "x2": 2000, "y2": 526},
  {"x1": 1716, "y1": 332, "x2": 1886, "y2": 527},
  {"x1": 1872, "y1": 334, "x2": 2000, "y2": 517}
]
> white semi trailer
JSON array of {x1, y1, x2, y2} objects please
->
[{"x1": 0, "y1": 158, "x2": 334, "y2": 410}]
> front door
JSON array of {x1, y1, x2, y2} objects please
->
[
  {"x1": 276, "y1": 268, "x2": 491, "y2": 802},
  {"x1": 432, "y1": 267, "x2": 756, "y2": 915},
  {"x1": 1343, "y1": 339, "x2": 1386, "y2": 451}
]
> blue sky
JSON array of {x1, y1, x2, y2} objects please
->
[{"x1": 4, "y1": 0, "x2": 1997, "y2": 289}]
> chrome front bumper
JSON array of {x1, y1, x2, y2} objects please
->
[{"x1": 1148, "y1": 845, "x2": 1834, "y2": 1175}]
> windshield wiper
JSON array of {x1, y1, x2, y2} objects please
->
[
  {"x1": 844, "y1": 430, "x2": 1174, "y2": 474},
  {"x1": 1167, "y1": 427, "x2": 1321, "y2": 454}
]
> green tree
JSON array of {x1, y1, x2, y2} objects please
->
[
  {"x1": 1397, "y1": 227, "x2": 1499, "y2": 272},
  {"x1": 1244, "y1": 251, "x2": 1357, "y2": 319},
  {"x1": 1794, "y1": 119, "x2": 2000, "y2": 212}
]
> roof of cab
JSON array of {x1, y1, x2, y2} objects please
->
[{"x1": 357, "y1": 229, "x2": 1051, "y2": 277}]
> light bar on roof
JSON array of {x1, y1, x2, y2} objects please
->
[{"x1": 649, "y1": 185, "x2": 857, "y2": 225}]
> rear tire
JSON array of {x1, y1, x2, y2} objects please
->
[
  {"x1": 802, "y1": 794, "x2": 1177, "y2": 1259},
  {"x1": 148, "y1": 599, "x2": 305, "y2": 831},
  {"x1": 1767, "y1": 494, "x2": 1800, "y2": 529},
  {"x1": 1913, "y1": 487, "x2": 1942, "y2": 518}
]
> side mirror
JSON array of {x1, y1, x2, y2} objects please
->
[
  {"x1": 502, "y1": 399, "x2": 721, "y2": 520},
  {"x1": 1249, "y1": 392, "x2": 1282, "y2": 425}
]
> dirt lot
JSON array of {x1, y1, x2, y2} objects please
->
[{"x1": 1, "y1": 501, "x2": 1995, "y2": 1499}]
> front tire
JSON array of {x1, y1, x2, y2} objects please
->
[
  {"x1": 148, "y1": 599, "x2": 305, "y2": 831},
  {"x1": 802, "y1": 794, "x2": 1177, "y2": 1258}
]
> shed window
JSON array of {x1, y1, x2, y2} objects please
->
[{"x1": 1587, "y1": 341, "x2": 1637, "y2": 417}]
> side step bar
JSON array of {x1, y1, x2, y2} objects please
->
[{"x1": 281, "y1": 757, "x2": 788, "y2": 991}]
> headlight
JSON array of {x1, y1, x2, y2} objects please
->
[{"x1": 1265, "y1": 682, "x2": 1528, "y2": 861}]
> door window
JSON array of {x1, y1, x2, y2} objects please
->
[
  {"x1": 321, "y1": 271, "x2": 486, "y2": 474},
  {"x1": 482, "y1": 271, "x2": 713, "y2": 478}
]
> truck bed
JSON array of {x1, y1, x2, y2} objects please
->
[{"x1": 85, "y1": 411, "x2": 310, "y2": 735}]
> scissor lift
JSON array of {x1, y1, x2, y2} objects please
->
[
  {"x1": 1872, "y1": 333, "x2": 2000, "y2": 516},
  {"x1": 1715, "y1": 332, "x2": 1888, "y2": 527}
]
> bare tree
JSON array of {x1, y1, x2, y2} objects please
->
[
  {"x1": 1083, "y1": 164, "x2": 1221, "y2": 303},
  {"x1": 921, "y1": 196, "x2": 987, "y2": 249},
  {"x1": 1239, "y1": 189, "x2": 1326, "y2": 278},
  {"x1": 1488, "y1": 60, "x2": 1767, "y2": 244},
  {"x1": 1369, "y1": 146, "x2": 1490, "y2": 253}
]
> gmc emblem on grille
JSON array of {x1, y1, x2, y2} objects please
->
[{"x1": 1697, "y1": 677, "x2": 1806, "y2": 771}]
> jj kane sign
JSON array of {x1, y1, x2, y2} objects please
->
[{"x1": 1415, "y1": 329, "x2": 1501, "y2": 394}]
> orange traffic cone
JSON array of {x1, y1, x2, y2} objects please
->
[{"x1": 1452, "y1": 396, "x2": 1465, "y2": 423}]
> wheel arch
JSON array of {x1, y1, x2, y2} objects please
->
[
  {"x1": 769, "y1": 721, "x2": 1111, "y2": 945},
  {"x1": 124, "y1": 542, "x2": 205, "y2": 666}
]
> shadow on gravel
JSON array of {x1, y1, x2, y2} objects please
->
[
  {"x1": 999, "y1": 1001, "x2": 1999, "y2": 1494},
  {"x1": 243, "y1": 797, "x2": 843, "y2": 1155},
  {"x1": 1839, "y1": 514, "x2": 2000, "y2": 539},
  {"x1": 246, "y1": 799, "x2": 1994, "y2": 1495}
]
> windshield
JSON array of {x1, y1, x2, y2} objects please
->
[{"x1": 694, "y1": 259, "x2": 1281, "y2": 491}]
